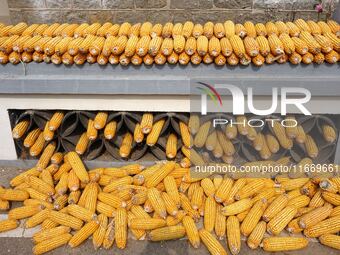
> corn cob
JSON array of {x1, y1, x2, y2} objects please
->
[
  {"x1": 33, "y1": 24, "x2": 49, "y2": 36},
  {"x1": 213, "y1": 204, "x2": 226, "y2": 240},
  {"x1": 41, "y1": 218, "x2": 59, "y2": 230},
  {"x1": 128, "y1": 218, "x2": 166, "y2": 230},
  {"x1": 147, "y1": 187, "x2": 167, "y2": 218},
  {"x1": 96, "y1": 23, "x2": 113, "y2": 37},
  {"x1": 322, "y1": 124, "x2": 337, "y2": 143},
  {"x1": 268, "y1": 34, "x2": 284, "y2": 56},
  {"x1": 12, "y1": 35, "x2": 30, "y2": 53},
  {"x1": 52, "y1": 23, "x2": 69, "y2": 37},
  {"x1": 53, "y1": 162, "x2": 71, "y2": 182},
  {"x1": 8, "y1": 205, "x2": 42, "y2": 220},
  {"x1": 26, "y1": 208, "x2": 49, "y2": 228},
  {"x1": 33, "y1": 233, "x2": 72, "y2": 255},
  {"x1": 262, "y1": 237, "x2": 308, "y2": 252},
  {"x1": 278, "y1": 33, "x2": 295, "y2": 55},
  {"x1": 181, "y1": 215, "x2": 200, "y2": 248},
  {"x1": 21, "y1": 24, "x2": 39, "y2": 36},
  {"x1": 23, "y1": 35, "x2": 42, "y2": 53},
  {"x1": 74, "y1": 132, "x2": 88, "y2": 155},
  {"x1": 101, "y1": 219, "x2": 115, "y2": 249},
  {"x1": 104, "y1": 24, "x2": 119, "y2": 37},
  {"x1": 67, "y1": 151, "x2": 89, "y2": 184},
  {"x1": 313, "y1": 34, "x2": 333, "y2": 53},
  {"x1": 298, "y1": 204, "x2": 333, "y2": 229},
  {"x1": 226, "y1": 215, "x2": 241, "y2": 255},
  {"x1": 49, "y1": 209, "x2": 84, "y2": 230},
  {"x1": 222, "y1": 198, "x2": 253, "y2": 216},
  {"x1": 235, "y1": 179, "x2": 264, "y2": 200},
  {"x1": 149, "y1": 225, "x2": 186, "y2": 241},
  {"x1": 180, "y1": 21, "x2": 193, "y2": 38},
  {"x1": 96, "y1": 201, "x2": 115, "y2": 217},
  {"x1": 207, "y1": 36, "x2": 220, "y2": 57},
  {"x1": 84, "y1": 183, "x2": 98, "y2": 214},
  {"x1": 305, "y1": 20, "x2": 321, "y2": 35},
  {"x1": 243, "y1": 36, "x2": 259, "y2": 57},
  {"x1": 201, "y1": 22, "x2": 213, "y2": 39},
  {"x1": 8, "y1": 22, "x2": 28, "y2": 36},
  {"x1": 322, "y1": 192, "x2": 340, "y2": 206},
  {"x1": 325, "y1": 50, "x2": 339, "y2": 64},
  {"x1": 247, "y1": 221, "x2": 266, "y2": 249},
  {"x1": 304, "y1": 215, "x2": 340, "y2": 237},
  {"x1": 25, "y1": 174, "x2": 55, "y2": 196},
  {"x1": 55, "y1": 171, "x2": 69, "y2": 195},
  {"x1": 294, "y1": 19, "x2": 311, "y2": 33},
  {"x1": 266, "y1": 22, "x2": 279, "y2": 35},
  {"x1": 69, "y1": 220, "x2": 99, "y2": 248},
  {"x1": 229, "y1": 35, "x2": 245, "y2": 58},
  {"x1": 0, "y1": 219, "x2": 19, "y2": 233},
  {"x1": 274, "y1": 21, "x2": 289, "y2": 35},
  {"x1": 12, "y1": 119, "x2": 30, "y2": 139},
  {"x1": 199, "y1": 228, "x2": 228, "y2": 255},
  {"x1": 0, "y1": 25, "x2": 14, "y2": 37},
  {"x1": 300, "y1": 31, "x2": 321, "y2": 54},
  {"x1": 113, "y1": 207, "x2": 127, "y2": 249},
  {"x1": 234, "y1": 23, "x2": 246, "y2": 38},
  {"x1": 146, "y1": 118, "x2": 165, "y2": 146},
  {"x1": 304, "y1": 135, "x2": 318, "y2": 158},
  {"x1": 287, "y1": 194, "x2": 310, "y2": 208},
  {"x1": 98, "y1": 191, "x2": 126, "y2": 208},
  {"x1": 320, "y1": 178, "x2": 338, "y2": 193},
  {"x1": 33, "y1": 226, "x2": 71, "y2": 244},
  {"x1": 267, "y1": 205, "x2": 297, "y2": 235},
  {"x1": 118, "y1": 132, "x2": 133, "y2": 158},
  {"x1": 150, "y1": 23, "x2": 162, "y2": 38},
  {"x1": 203, "y1": 196, "x2": 216, "y2": 232},
  {"x1": 254, "y1": 23, "x2": 266, "y2": 36},
  {"x1": 241, "y1": 199, "x2": 267, "y2": 236},
  {"x1": 327, "y1": 20, "x2": 340, "y2": 36},
  {"x1": 127, "y1": 211, "x2": 146, "y2": 240},
  {"x1": 319, "y1": 234, "x2": 340, "y2": 250},
  {"x1": 36, "y1": 142, "x2": 56, "y2": 171},
  {"x1": 196, "y1": 35, "x2": 208, "y2": 56},
  {"x1": 314, "y1": 52, "x2": 325, "y2": 64},
  {"x1": 240, "y1": 21, "x2": 255, "y2": 38},
  {"x1": 127, "y1": 23, "x2": 140, "y2": 38}
]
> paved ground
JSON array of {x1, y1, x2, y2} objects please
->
[{"x1": 0, "y1": 166, "x2": 338, "y2": 255}]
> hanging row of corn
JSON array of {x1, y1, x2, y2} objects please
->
[
  {"x1": 0, "y1": 19, "x2": 339, "y2": 66},
  {"x1": 0, "y1": 152, "x2": 340, "y2": 254},
  {"x1": 11, "y1": 111, "x2": 338, "y2": 165}
]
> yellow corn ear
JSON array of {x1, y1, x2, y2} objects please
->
[
  {"x1": 247, "y1": 221, "x2": 266, "y2": 249},
  {"x1": 115, "y1": 207, "x2": 127, "y2": 249},
  {"x1": 0, "y1": 219, "x2": 19, "y2": 233},
  {"x1": 67, "y1": 151, "x2": 89, "y2": 184},
  {"x1": 33, "y1": 233, "x2": 72, "y2": 255},
  {"x1": 262, "y1": 237, "x2": 308, "y2": 252},
  {"x1": 227, "y1": 216, "x2": 241, "y2": 255},
  {"x1": 319, "y1": 234, "x2": 340, "y2": 250},
  {"x1": 150, "y1": 225, "x2": 186, "y2": 241},
  {"x1": 267, "y1": 206, "x2": 297, "y2": 235},
  {"x1": 69, "y1": 220, "x2": 99, "y2": 248},
  {"x1": 146, "y1": 118, "x2": 165, "y2": 146}
]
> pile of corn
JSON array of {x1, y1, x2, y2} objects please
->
[
  {"x1": 11, "y1": 111, "x2": 337, "y2": 164},
  {"x1": 0, "y1": 152, "x2": 340, "y2": 254},
  {"x1": 0, "y1": 19, "x2": 339, "y2": 67}
]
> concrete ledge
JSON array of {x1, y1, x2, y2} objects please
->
[{"x1": 0, "y1": 63, "x2": 339, "y2": 95}]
